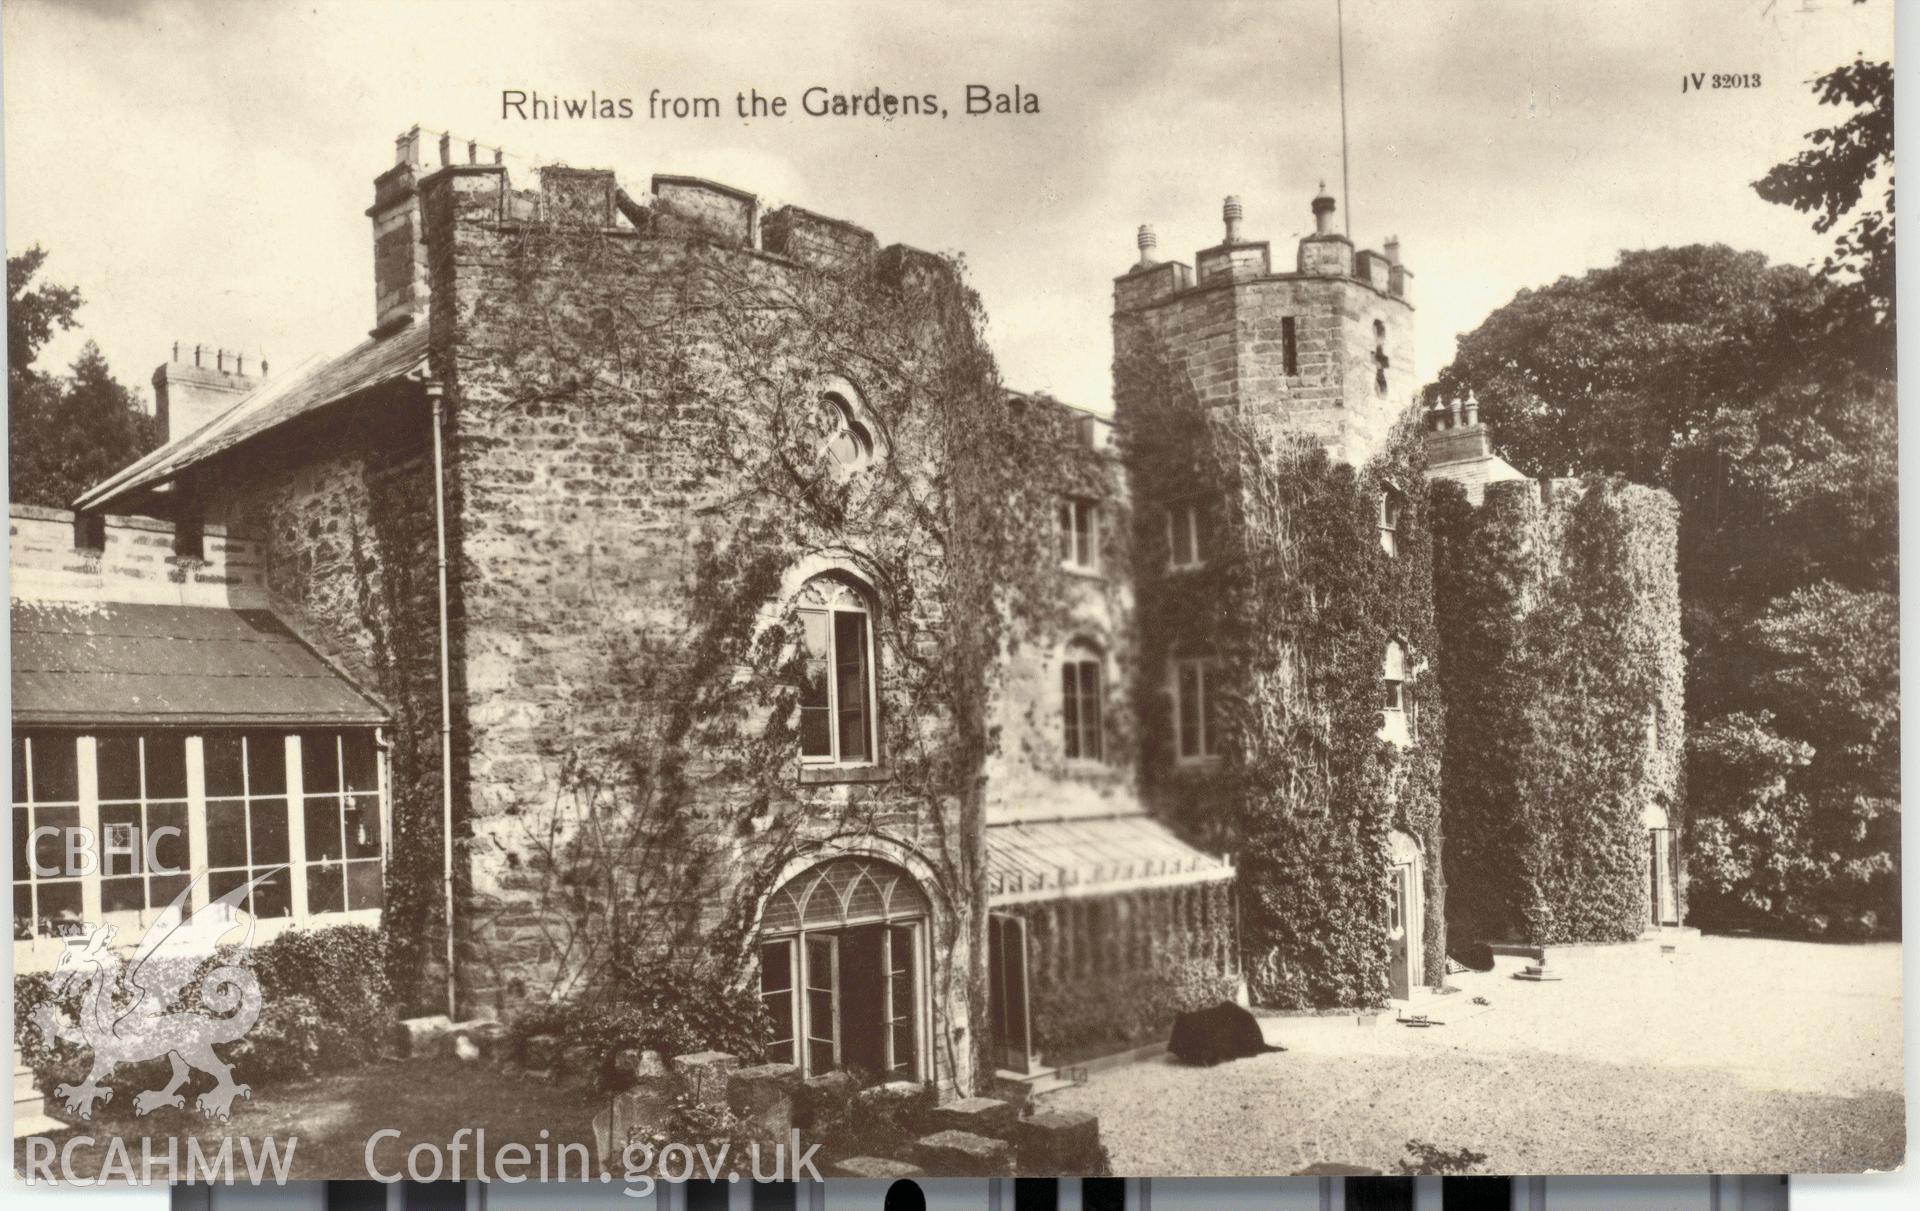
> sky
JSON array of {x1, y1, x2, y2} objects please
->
[{"x1": 0, "y1": 0, "x2": 1895, "y2": 417}]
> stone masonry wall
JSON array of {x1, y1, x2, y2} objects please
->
[
  {"x1": 415, "y1": 162, "x2": 1007, "y2": 1093},
  {"x1": 200, "y1": 395, "x2": 451, "y2": 1008},
  {"x1": 982, "y1": 402, "x2": 1141, "y2": 826}
]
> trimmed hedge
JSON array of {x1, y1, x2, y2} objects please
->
[
  {"x1": 1433, "y1": 476, "x2": 1684, "y2": 945},
  {"x1": 16, "y1": 923, "x2": 394, "y2": 1095}
]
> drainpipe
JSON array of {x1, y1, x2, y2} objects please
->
[{"x1": 428, "y1": 380, "x2": 458, "y2": 1020}]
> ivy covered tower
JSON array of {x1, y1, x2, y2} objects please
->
[{"x1": 1112, "y1": 190, "x2": 1445, "y2": 1008}]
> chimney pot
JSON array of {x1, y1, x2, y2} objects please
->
[
  {"x1": 1448, "y1": 398, "x2": 1462, "y2": 428},
  {"x1": 1463, "y1": 393, "x2": 1480, "y2": 426},
  {"x1": 1384, "y1": 235, "x2": 1401, "y2": 266},
  {"x1": 1136, "y1": 224, "x2": 1158, "y2": 266},
  {"x1": 1223, "y1": 195, "x2": 1244, "y2": 244},
  {"x1": 1311, "y1": 183, "x2": 1337, "y2": 237},
  {"x1": 194, "y1": 344, "x2": 203, "y2": 368}
]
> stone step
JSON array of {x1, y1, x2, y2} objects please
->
[{"x1": 908, "y1": 1128, "x2": 1012, "y2": 1176}]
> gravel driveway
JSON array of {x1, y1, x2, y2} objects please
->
[{"x1": 1048, "y1": 935, "x2": 1904, "y2": 1175}]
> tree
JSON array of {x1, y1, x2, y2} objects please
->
[
  {"x1": 6, "y1": 248, "x2": 156, "y2": 508},
  {"x1": 8, "y1": 245, "x2": 82, "y2": 378},
  {"x1": 1428, "y1": 244, "x2": 1898, "y2": 937},
  {"x1": 1753, "y1": 55, "x2": 1894, "y2": 365}
]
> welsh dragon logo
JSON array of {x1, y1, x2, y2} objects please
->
[{"x1": 33, "y1": 869, "x2": 280, "y2": 1122}]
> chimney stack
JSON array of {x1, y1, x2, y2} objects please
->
[
  {"x1": 1222, "y1": 196, "x2": 1244, "y2": 244},
  {"x1": 367, "y1": 125, "x2": 434, "y2": 337},
  {"x1": 153, "y1": 342, "x2": 259, "y2": 444},
  {"x1": 1136, "y1": 224, "x2": 1158, "y2": 267}
]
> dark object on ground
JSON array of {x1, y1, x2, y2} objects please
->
[
  {"x1": 1168, "y1": 1002, "x2": 1283, "y2": 1065},
  {"x1": 1450, "y1": 942, "x2": 1496, "y2": 972},
  {"x1": 1471, "y1": 995, "x2": 1490, "y2": 1006}
]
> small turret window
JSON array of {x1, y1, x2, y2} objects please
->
[
  {"x1": 1381, "y1": 639, "x2": 1415, "y2": 747},
  {"x1": 1378, "y1": 489, "x2": 1404, "y2": 558}
]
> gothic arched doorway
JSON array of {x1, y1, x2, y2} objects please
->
[{"x1": 1386, "y1": 829, "x2": 1425, "y2": 1000}]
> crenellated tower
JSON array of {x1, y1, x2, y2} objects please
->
[
  {"x1": 1112, "y1": 187, "x2": 1415, "y2": 470},
  {"x1": 1113, "y1": 189, "x2": 1444, "y2": 1007}
]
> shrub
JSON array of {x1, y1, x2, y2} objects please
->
[
  {"x1": 507, "y1": 955, "x2": 770, "y2": 1088},
  {"x1": 15, "y1": 923, "x2": 395, "y2": 1097},
  {"x1": 1029, "y1": 956, "x2": 1238, "y2": 1065}
]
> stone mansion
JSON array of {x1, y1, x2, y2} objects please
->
[{"x1": 10, "y1": 127, "x2": 1683, "y2": 1099}]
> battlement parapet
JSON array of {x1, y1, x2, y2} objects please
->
[{"x1": 1115, "y1": 189, "x2": 1412, "y2": 312}]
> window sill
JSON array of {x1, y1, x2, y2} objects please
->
[
  {"x1": 1166, "y1": 562, "x2": 1208, "y2": 574},
  {"x1": 1060, "y1": 562, "x2": 1105, "y2": 581},
  {"x1": 1173, "y1": 756, "x2": 1223, "y2": 772},
  {"x1": 798, "y1": 765, "x2": 892, "y2": 786}
]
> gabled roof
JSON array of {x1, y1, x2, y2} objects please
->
[
  {"x1": 76, "y1": 322, "x2": 431, "y2": 511},
  {"x1": 11, "y1": 600, "x2": 389, "y2": 727}
]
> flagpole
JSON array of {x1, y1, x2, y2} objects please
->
[{"x1": 1337, "y1": 0, "x2": 1352, "y2": 238}]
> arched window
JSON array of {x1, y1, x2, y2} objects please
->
[
  {"x1": 820, "y1": 389, "x2": 875, "y2": 475},
  {"x1": 1062, "y1": 640, "x2": 1105, "y2": 763},
  {"x1": 796, "y1": 575, "x2": 877, "y2": 766},
  {"x1": 759, "y1": 857, "x2": 931, "y2": 1080},
  {"x1": 1381, "y1": 639, "x2": 1414, "y2": 747}
]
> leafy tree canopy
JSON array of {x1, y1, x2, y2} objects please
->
[
  {"x1": 1753, "y1": 55, "x2": 1894, "y2": 358},
  {"x1": 7, "y1": 248, "x2": 156, "y2": 509}
]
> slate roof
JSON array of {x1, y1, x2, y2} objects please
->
[
  {"x1": 10, "y1": 600, "x2": 388, "y2": 727},
  {"x1": 986, "y1": 813, "x2": 1233, "y2": 905},
  {"x1": 76, "y1": 322, "x2": 431, "y2": 511}
]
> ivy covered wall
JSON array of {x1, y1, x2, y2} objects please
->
[
  {"x1": 1115, "y1": 331, "x2": 1446, "y2": 1010},
  {"x1": 399, "y1": 165, "x2": 1086, "y2": 1092},
  {"x1": 1432, "y1": 476, "x2": 1685, "y2": 946}
]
